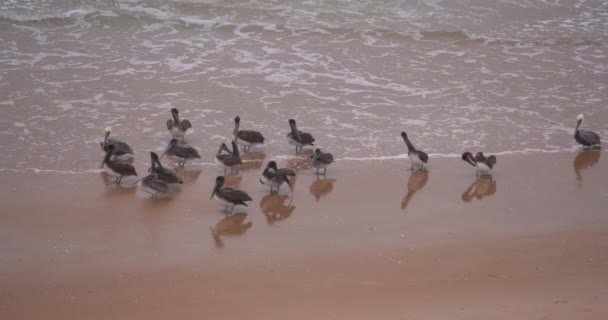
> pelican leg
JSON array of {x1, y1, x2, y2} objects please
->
[
  {"x1": 323, "y1": 167, "x2": 327, "y2": 175},
  {"x1": 117, "y1": 176, "x2": 123, "y2": 185},
  {"x1": 223, "y1": 168, "x2": 227, "y2": 175}
]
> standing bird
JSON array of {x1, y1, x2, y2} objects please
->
[
  {"x1": 149, "y1": 152, "x2": 183, "y2": 184},
  {"x1": 287, "y1": 119, "x2": 315, "y2": 153},
  {"x1": 401, "y1": 131, "x2": 428, "y2": 171},
  {"x1": 166, "y1": 108, "x2": 192, "y2": 140},
  {"x1": 215, "y1": 141, "x2": 243, "y2": 174},
  {"x1": 260, "y1": 160, "x2": 295, "y2": 193},
  {"x1": 574, "y1": 114, "x2": 601, "y2": 148},
  {"x1": 233, "y1": 116, "x2": 265, "y2": 152},
  {"x1": 138, "y1": 173, "x2": 170, "y2": 200},
  {"x1": 100, "y1": 144, "x2": 137, "y2": 184},
  {"x1": 461, "y1": 151, "x2": 497, "y2": 176},
  {"x1": 310, "y1": 148, "x2": 334, "y2": 175},
  {"x1": 161, "y1": 138, "x2": 201, "y2": 168},
  {"x1": 210, "y1": 176, "x2": 252, "y2": 214},
  {"x1": 100, "y1": 127, "x2": 134, "y2": 161}
]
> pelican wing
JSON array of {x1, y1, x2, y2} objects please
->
[
  {"x1": 416, "y1": 150, "x2": 429, "y2": 163},
  {"x1": 181, "y1": 119, "x2": 192, "y2": 130},
  {"x1": 461, "y1": 152, "x2": 476, "y2": 167},
  {"x1": 276, "y1": 168, "x2": 296, "y2": 177},
  {"x1": 318, "y1": 152, "x2": 334, "y2": 164},
  {"x1": 166, "y1": 119, "x2": 174, "y2": 130},
  {"x1": 237, "y1": 130, "x2": 265, "y2": 144},
  {"x1": 220, "y1": 188, "x2": 252, "y2": 205},
  {"x1": 109, "y1": 162, "x2": 137, "y2": 176},
  {"x1": 174, "y1": 145, "x2": 201, "y2": 159},
  {"x1": 217, "y1": 154, "x2": 242, "y2": 166},
  {"x1": 106, "y1": 138, "x2": 134, "y2": 154},
  {"x1": 576, "y1": 129, "x2": 601, "y2": 146},
  {"x1": 154, "y1": 167, "x2": 183, "y2": 184},
  {"x1": 143, "y1": 175, "x2": 170, "y2": 193},
  {"x1": 298, "y1": 131, "x2": 315, "y2": 145},
  {"x1": 487, "y1": 155, "x2": 497, "y2": 169}
]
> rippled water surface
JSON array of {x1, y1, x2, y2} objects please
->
[{"x1": 1, "y1": 0, "x2": 607, "y2": 171}]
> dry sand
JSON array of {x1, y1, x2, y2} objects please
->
[{"x1": 1, "y1": 151, "x2": 607, "y2": 319}]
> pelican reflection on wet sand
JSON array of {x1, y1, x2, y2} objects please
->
[
  {"x1": 461, "y1": 176, "x2": 497, "y2": 202},
  {"x1": 260, "y1": 194, "x2": 295, "y2": 224},
  {"x1": 309, "y1": 177, "x2": 336, "y2": 202},
  {"x1": 401, "y1": 170, "x2": 428, "y2": 210},
  {"x1": 573, "y1": 150, "x2": 601, "y2": 188},
  {"x1": 210, "y1": 213, "x2": 253, "y2": 248}
]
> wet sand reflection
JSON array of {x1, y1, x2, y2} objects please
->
[
  {"x1": 461, "y1": 176, "x2": 497, "y2": 202},
  {"x1": 573, "y1": 150, "x2": 601, "y2": 188},
  {"x1": 260, "y1": 194, "x2": 295, "y2": 224},
  {"x1": 401, "y1": 170, "x2": 428, "y2": 210},
  {"x1": 210, "y1": 213, "x2": 253, "y2": 248}
]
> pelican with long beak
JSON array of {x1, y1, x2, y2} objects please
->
[
  {"x1": 215, "y1": 141, "x2": 243, "y2": 174},
  {"x1": 461, "y1": 151, "x2": 497, "y2": 176},
  {"x1": 574, "y1": 114, "x2": 601, "y2": 148},
  {"x1": 310, "y1": 148, "x2": 334, "y2": 176},
  {"x1": 166, "y1": 108, "x2": 192, "y2": 140},
  {"x1": 287, "y1": 119, "x2": 315, "y2": 153},
  {"x1": 100, "y1": 144, "x2": 137, "y2": 184},
  {"x1": 233, "y1": 116, "x2": 265, "y2": 152},
  {"x1": 210, "y1": 176, "x2": 252, "y2": 214},
  {"x1": 260, "y1": 160, "x2": 295, "y2": 193},
  {"x1": 149, "y1": 152, "x2": 183, "y2": 184},
  {"x1": 401, "y1": 131, "x2": 428, "y2": 171},
  {"x1": 161, "y1": 138, "x2": 201, "y2": 168},
  {"x1": 138, "y1": 172, "x2": 170, "y2": 200},
  {"x1": 100, "y1": 127, "x2": 134, "y2": 161}
]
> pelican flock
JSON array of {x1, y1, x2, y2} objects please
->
[{"x1": 96, "y1": 108, "x2": 601, "y2": 212}]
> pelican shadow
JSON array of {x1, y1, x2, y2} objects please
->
[
  {"x1": 461, "y1": 176, "x2": 497, "y2": 202},
  {"x1": 573, "y1": 150, "x2": 601, "y2": 188},
  {"x1": 210, "y1": 213, "x2": 253, "y2": 248},
  {"x1": 401, "y1": 170, "x2": 428, "y2": 210}
]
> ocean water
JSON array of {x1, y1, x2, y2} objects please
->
[{"x1": 1, "y1": 0, "x2": 607, "y2": 172}]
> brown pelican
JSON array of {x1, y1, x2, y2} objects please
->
[
  {"x1": 138, "y1": 173, "x2": 170, "y2": 200},
  {"x1": 287, "y1": 119, "x2": 315, "y2": 153},
  {"x1": 310, "y1": 148, "x2": 334, "y2": 175},
  {"x1": 574, "y1": 114, "x2": 601, "y2": 148},
  {"x1": 166, "y1": 108, "x2": 192, "y2": 140},
  {"x1": 149, "y1": 152, "x2": 182, "y2": 184},
  {"x1": 260, "y1": 160, "x2": 295, "y2": 193},
  {"x1": 233, "y1": 116, "x2": 265, "y2": 152},
  {"x1": 401, "y1": 131, "x2": 428, "y2": 171},
  {"x1": 215, "y1": 141, "x2": 242, "y2": 174},
  {"x1": 100, "y1": 127, "x2": 134, "y2": 161},
  {"x1": 100, "y1": 144, "x2": 137, "y2": 184},
  {"x1": 462, "y1": 151, "x2": 497, "y2": 176},
  {"x1": 161, "y1": 138, "x2": 201, "y2": 168},
  {"x1": 210, "y1": 176, "x2": 252, "y2": 214}
]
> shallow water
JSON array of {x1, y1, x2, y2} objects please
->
[{"x1": 1, "y1": 0, "x2": 607, "y2": 171}]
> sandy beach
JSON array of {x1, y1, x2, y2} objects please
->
[{"x1": 1, "y1": 151, "x2": 607, "y2": 319}]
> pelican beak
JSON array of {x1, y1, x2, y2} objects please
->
[{"x1": 99, "y1": 159, "x2": 105, "y2": 169}]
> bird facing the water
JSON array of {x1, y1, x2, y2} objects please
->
[
  {"x1": 461, "y1": 151, "x2": 497, "y2": 176},
  {"x1": 166, "y1": 108, "x2": 192, "y2": 140},
  {"x1": 215, "y1": 141, "x2": 243, "y2": 174},
  {"x1": 401, "y1": 131, "x2": 428, "y2": 171},
  {"x1": 287, "y1": 119, "x2": 315, "y2": 153},
  {"x1": 310, "y1": 148, "x2": 334, "y2": 175},
  {"x1": 149, "y1": 152, "x2": 183, "y2": 184},
  {"x1": 574, "y1": 114, "x2": 601, "y2": 148},
  {"x1": 100, "y1": 127, "x2": 134, "y2": 161},
  {"x1": 233, "y1": 116, "x2": 265, "y2": 152},
  {"x1": 100, "y1": 144, "x2": 137, "y2": 185},
  {"x1": 260, "y1": 160, "x2": 295, "y2": 193},
  {"x1": 210, "y1": 176, "x2": 253, "y2": 214},
  {"x1": 161, "y1": 138, "x2": 201, "y2": 168}
]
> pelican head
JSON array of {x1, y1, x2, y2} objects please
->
[
  {"x1": 576, "y1": 114, "x2": 584, "y2": 122},
  {"x1": 267, "y1": 160, "x2": 278, "y2": 171},
  {"x1": 210, "y1": 176, "x2": 225, "y2": 199},
  {"x1": 161, "y1": 139, "x2": 178, "y2": 158},
  {"x1": 288, "y1": 119, "x2": 296, "y2": 127},
  {"x1": 100, "y1": 144, "x2": 116, "y2": 168},
  {"x1": 171, "y1": 108, "x2": 179, "y2": 116}
]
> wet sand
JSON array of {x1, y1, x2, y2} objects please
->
[{"x1": 1, "y1": 151, "x2": 607, "y2": 319}]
